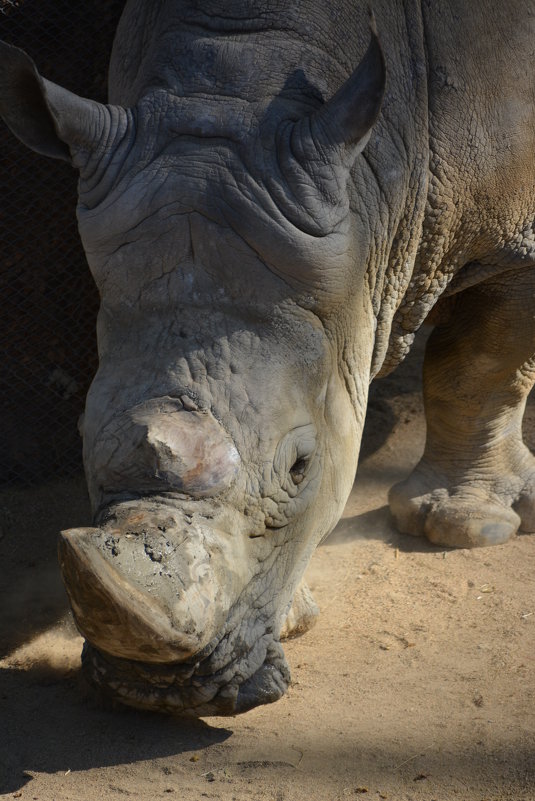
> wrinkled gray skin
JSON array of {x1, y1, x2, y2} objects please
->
[{"x1": 2, "y1": 0, "x2": 535, "y2": 715}]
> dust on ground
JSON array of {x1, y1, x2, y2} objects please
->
[{"x1": 1, "y1": 331, "x2": 534, "y2": 801}]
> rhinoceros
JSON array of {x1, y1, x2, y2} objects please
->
[{"x1": 1, "y1": 0, "x2": 535, "y2": 716}]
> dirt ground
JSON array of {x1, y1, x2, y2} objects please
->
[{"x1": 1, "y1": 331, "x2": 534, "y2": 801}]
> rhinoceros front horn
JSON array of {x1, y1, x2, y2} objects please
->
[
  {"x1": 58, "y1": 526, "x2": 200, "y2": 662},
  {"x1": 58, "y1": 514, "x2": 243, "y2": 664}
]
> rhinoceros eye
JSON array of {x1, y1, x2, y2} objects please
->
[
  {"x1": 274, "y1": 424, "x2": 317, "y2": 494},
  {"x1": 289, "y1": 457, "x2": 308, "y2": 485}
]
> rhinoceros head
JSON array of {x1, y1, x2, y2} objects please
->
[{"x1": 0, "y1": 31, "x2": 385, "y2": 714}]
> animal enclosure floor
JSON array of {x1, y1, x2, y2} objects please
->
[{"x1": 1, "y1": 332, "x2": 534, "y2": 801}]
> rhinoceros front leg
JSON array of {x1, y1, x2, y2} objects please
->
[
  {"x1": 280, "y1": 579, "x2": 319, "y2": 640},
  {"x1": 389, "y1": 268, "x2": 535, "y2": 548}
]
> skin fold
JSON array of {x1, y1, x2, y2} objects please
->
[{"x1": 1, "y1": 0, "x2": 534, "y2": 715}]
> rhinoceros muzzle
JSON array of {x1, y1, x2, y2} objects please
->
[
  {"x1": 58, "y1": 504, "x2": 290, "y2": 715},
  {"x1": 80, "y1": 634, "x2": 290, "y2": 716}
]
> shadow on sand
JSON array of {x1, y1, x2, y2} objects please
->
[
  {"x1": 2, "y1": 658, "x2": 533, "y2": 796},
  {"x1": 0, "y1": 663, "x2": 233, "y2": 794},
  {"x1": 326, "y1": 504, "x2": 452, "y2": 554}
]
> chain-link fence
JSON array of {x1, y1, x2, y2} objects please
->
[{"x1": 0, "y1": 0, "x2": 125, "y2": 484}]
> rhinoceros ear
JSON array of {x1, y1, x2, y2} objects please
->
[
  {"x1": 270, "y1": 27, "x2": 386, "y2": 239},
  {"x1": 306, "y1": 24, "x2": 386, "y2": 160},
  {"x1": 0, "y1": 40, "x2": 115, "y2": 163}
]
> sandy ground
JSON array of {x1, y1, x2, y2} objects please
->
[{"x1": 1, "y1": 332, "x2": 534, "y2": 801}]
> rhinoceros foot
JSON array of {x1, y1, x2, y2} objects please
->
[
  {"x1": 388, "y1": 458, "x2": 535, "y2": 548},
  {"x1": 280, "y1": 579, "x2": 319, "y2": 640}
]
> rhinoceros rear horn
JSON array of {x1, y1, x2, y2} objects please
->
[{"x1": 0, "y1": 40, "x2": 123, "y2": 164}]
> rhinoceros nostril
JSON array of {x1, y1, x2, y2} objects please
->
[
  {"x1": 179, "y1": 393, "x2": 198, "y2": 411},
  {"x1": 90, "y1": 396, "x2": 240, "y2": 498}
]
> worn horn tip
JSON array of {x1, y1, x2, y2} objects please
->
[
  {"x1": 58, "y1": 527, "x2": 100, "y2": 565},
  {"x1": 59, "y1": 526, "x2": 99, "y2": 542}
]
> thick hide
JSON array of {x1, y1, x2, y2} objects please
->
[{"x1": 2, "y1": 0, "x2": 535, "y2": 715}]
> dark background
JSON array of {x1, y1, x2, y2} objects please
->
[{"x1": 0, "y1": 0, "x2": 125, "y2": 484}]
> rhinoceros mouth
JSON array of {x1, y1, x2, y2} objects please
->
[{"x1": 81, "y1": 633, "x2": 290, "y2": 716}]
